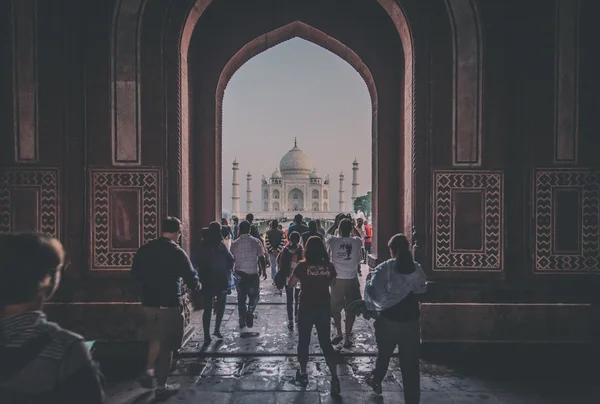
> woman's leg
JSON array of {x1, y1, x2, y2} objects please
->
[
  {"x1": 397, "y1": 320, "x2": 421, "y2": 404},
  {"x1": 314, "y1": 309, "x2": 337, "y2": 376},
  {"x1": 213, "y1": 293, "x2": 227, "y2": 333},
  {"x1": 296, "y1": 308, "x2": 312, "y2": 373},
  {"x1": 372, "y1": 318, "x2": 399, "y2": 384},
  {"x1": 286, "y1": 286, "x2": 294, "y2": 322},
  {"x1": 202, "y1": 294, "x2": 214, "y2": 341},
  {"x1": 294, "y1": 288, "x2": 300, "y2": 321}
]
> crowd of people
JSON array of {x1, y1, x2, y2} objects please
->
[{"x1": 0, "y1": 212, "x2": 426, "y2": 403}]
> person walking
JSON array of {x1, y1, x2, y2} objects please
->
[
  {"x1": 220, "y1": 218, "x2": 234, "y2": 249},
  {"x1": 232, "y1": 217, "x2": 240, "y2": 240},
  {"x1": 364, "y1": 220, "x2": 373, "y2": 258},
  {"x1": 364, "y1": 234, "x2": 427, "y2": 403},
  {"x1": 287, "y1": 236, "x2": 340, "y2": 395},
  {"x1": 230, "y1": 221, "x2": 266, "y2": 328},
  {"x1": 0, "y1": 234, "x2": 105, "y2": 404},
  {"x1": 277, "y1": 231, "x2": 303, "y2": 330},
  {"x1": 265, "y1": 220, "x2": 286, "y2": 287},
  {"x1": 301, "y1": 220, "x2": 325, "y2": 246},
  {"x1": 288, "y1": 214, "x2": 309, "y2": 242},
  {"x1": 326, "y1": 213, "x2": 363, "y2": 348},
  {"x1": 131, "y1": 216, "x2": 202, "y2": 401},
  {"x1": 192, "y1": 222, "x2": 234, "y2": 345}
]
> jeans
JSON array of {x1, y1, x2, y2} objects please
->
[
  {"x1": 236, "y1": 271, "x2": 260, "y2": 326},
  {"x1": 269, "y1": 253, "x2": 278, "y2": 280},
  {"x1": 373, "y1": 317, "x2": 421, "y2": 404},
  {"x1": 202, "y1": 292, "x2": 227, "y2": 338},
  {"x1": 285, "y1": 286, "x2": 300, "y2": 322},
  {"x1": 297, "y1": 306, "x2": 335, "y2": 365}
]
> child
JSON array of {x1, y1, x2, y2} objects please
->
[{"x1": 277, "y1": 231, "x2": 303, "y2": 330}]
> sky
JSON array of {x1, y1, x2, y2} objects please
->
[{"x1": 221, "y1": 38, "x2": 372, "y2": 214}]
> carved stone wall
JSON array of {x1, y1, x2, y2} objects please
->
[
  {"x1": 534, "y1": 169, "x2": 599, "y2": 273},
  {"x1": 89, "y1": 168, "x2": 160, "y2": 271},
  {"x1": 433, "y1": 171, "x2": 503, "y2": 272},
  {"x1": 0, "y1": 168, "x2": 59, "y2": 237}
]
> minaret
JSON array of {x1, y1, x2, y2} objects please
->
[
  {"x1": 232, "y1": 159, "x2": 240, "y2": 216},
  {"x1": 246, "y1": 172, "x2": 252, "y2": 213},
  {"x1": 339, "y1": 172, "x2": 346, "y2": 212},
  {"x1": 351, "y1": 158, "x2": 359, "y2": 202}
]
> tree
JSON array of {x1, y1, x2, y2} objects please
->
[{"x1": 353, "y1": 191, "x2": 372, "y2": 218}]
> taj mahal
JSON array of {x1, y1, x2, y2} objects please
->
[{"x1": 231, "y1": 139, "x2": 360, "y2": 220}]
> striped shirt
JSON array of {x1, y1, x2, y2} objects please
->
[{"x1": 0, "y1": 311, "x2": 104, "y2": 403}]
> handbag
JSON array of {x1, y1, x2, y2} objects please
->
[{"x1": 274, "y1": 267, "x2": 287, "y2": 289}]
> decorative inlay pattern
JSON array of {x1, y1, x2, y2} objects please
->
[
  {"x1": 434, "y1": 171, "x2": 503, "y2": 270},
  {"x1": 535, "y1": 170, "x2": 599, "y2": 272},
  {"x1": 0, "y1": 169, "x2": 59, "y2": 237},
  {"x1": 90, "y1": 169, "x2": 160, "y2": 270}
]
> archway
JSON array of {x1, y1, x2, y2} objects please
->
[
  {"x1": 288, "y1": 188, "x2": 304, "y2": 212},
  {"x1": 182, "y1": 1, "x2": 404, "y2": 258}
]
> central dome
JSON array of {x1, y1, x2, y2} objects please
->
[{"x1": 279, "y1": 140, "x2": 312, "y2": 175}]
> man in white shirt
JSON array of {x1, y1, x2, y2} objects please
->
[
  {"x1": 230, "y1": 221, "x2": 266, "y2": 329},
  {"x1": 326, "y1": 213, "x2": 363, "y2": 348}
]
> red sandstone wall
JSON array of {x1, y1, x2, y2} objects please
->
[{"x1": 1, "y1": 0, "x2": 599, "y2": 332}]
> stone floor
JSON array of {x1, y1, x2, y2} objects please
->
[{"x1": 104, "y1": 266, "x2": 600, "y2": 403}]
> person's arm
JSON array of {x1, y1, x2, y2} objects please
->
[
  {"x1": 288, "y1": 262, "x2": 304, "y2": 287},
  {"x1": 277, "y1": 235, "x2": 286, "y2": 252},
  {"x1": 58, "y1": 340, "x2": 105, "y2": 404},
  {"x1": 130, "y1": 246, "x2": 145, "y2": 280},
  {"x1": 327, "y1": 213, "x2": 344, "y2": 235},
  {"x1": 176, "y1": 248, "x2": 201, "y2": 293},
  {"x1": 265, "y1": 234, "x2": 274, "y2": 253}
]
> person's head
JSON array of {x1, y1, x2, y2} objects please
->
[
  {"x1": 303, "y1": 236, "x2": 330, "y2": 265},
  {"x1": 339, "y1": 218, "x2": 353, "y2": 237},
  {"x1": 294, "y1": 214, "x2": 303, "y2": 225},
  {"x1": 245, "y1": 213, "x2": 254, "y2": 223},
  {"x1": 315, "y1": 219, "x2": 322, "y2": 228},
  {"x1": 233, "y1": 216, "x2": 239, "y2": 225},
  {"x1": 308, "y1": 220, "x2": 317, "y2": 232},
  {"x1": 0, "y1": 234, "x2": 66, "y2": 311},
  {"x1": 388, "y1": 233, "x2": 415, "y2": 274},
  {"x1": 289, "y1": 231, "x2": 301, "y2": 247},
  {"x1": 278, "y1": 224, "x2": 283, "y2": 231},
  {"x1": 364, "y1": 220, "x2": 369, "y2": 226},
  {"x1": 270, "y1": 220, "x2": 279, "y2": 230},
  {"x1": 357, "y1": 218, "x2": 364, "y2": 227},
  {"x1": 221, "y1": 218, "x2": 228, "y2": 226},
  {"x1": 204, "y1": 221, "x2": 223, "y2": 247},
  {"x1": 239, "y1": 220, "x2": 251, "y2": 235},
  {"x1": 162, "y1": 217, "x2": 182, "y2": 241}
]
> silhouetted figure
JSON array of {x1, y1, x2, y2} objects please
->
[
  {"x1": 277, "y1": 231, "x2": 303, "y2": 330},
  {"x1": 0, "y1": 234, "x2": 104, "y2": 404},
  {"x1": 288, "y1": 236, "x2": 340, "y2": 395},
  {"x1": 131, "y1": 217, "x2": 201, "y2": 401},
  {"x1": 365, "y1": 233, "x2": 427, "y2": 403}
]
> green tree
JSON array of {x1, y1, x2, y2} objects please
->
[{"x1": 353, "y1": 191, "x2": 372, "y2": 218}]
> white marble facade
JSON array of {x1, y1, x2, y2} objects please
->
[{"x1": 232, "y1": 139, "x2": 356, "y2": 219}]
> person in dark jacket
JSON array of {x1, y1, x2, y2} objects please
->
[
  {"x1": 131, "y1": 216, "x2": 201, "y2": 401},
  {"x1": 0, "y1": 234, "x2": 105, "y2": 404},
  {"x1": 220, "y1": 218, "x2": 234, "y2": 249},
  {"x1": 192, "y1": 221, "x2": 234, "y2": 345},
  {"x1": 277, "y1": 232, "x2": 303, "y2": 330},
  {"x1": 265, "y1": 220, "x2": 286, "y2": 286},
  {"x1": 301, "y1": 220, "x2": 325, "y2": 246},
  {"x1": 288, "y1": 214, "x2": 309, "y2": 243}
]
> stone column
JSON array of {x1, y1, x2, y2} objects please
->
[
  {"x1": 339, "y1": 172, "x2": 345, "y2": 212},
  {"x1": 246, "y1": 172, "x2": 252, "y2": 212},
  {"x1": 232, "y1": 159, "x2": 240, "y2": 216},
  {"x1": 352, "y1": 158, "x2": 359, "y2": 203}
]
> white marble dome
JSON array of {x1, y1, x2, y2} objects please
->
[
  {"x1": 309, "y1": 168, "x2": 321, "y2": 178},
  {"x1": 279, "y1": 143, "x2": 312, "y2": 175},
  {"x1": 271, "y1": 167, "x2": 282, "y2": 179}
]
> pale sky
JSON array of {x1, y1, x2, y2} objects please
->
[{"x1": 221, "y1": 38, "x2": 372, "y2": 214}]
